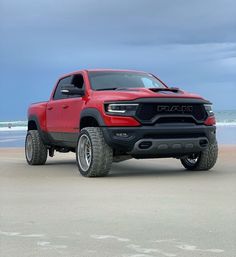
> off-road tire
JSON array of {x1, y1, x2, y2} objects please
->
[
  {"x1": 180, "y1": 140, "x2": 218, "y2": 171},
  {"x1": 76, "y1": 127, "x2": 113, "y2": 177},
  {"x1": 25, "y1": 130, "x2": 47, "y2": 165}
]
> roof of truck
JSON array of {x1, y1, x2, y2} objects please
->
[
  {"x1": 61, "y1": 69, "x2": 149, "y2": 77},
  {"x1": 85, "y1": 69, "x2": 147, "y2": 73}
]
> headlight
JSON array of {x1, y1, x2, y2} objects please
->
[
  {"x1": 204, "y1": 104, "x2": 214, "y2": 116},
  {"x1": 105, "y1": 103, "x2": 139, "y2": 114}
]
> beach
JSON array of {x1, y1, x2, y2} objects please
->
[
  {"x1": 0, "y1": 145, "x2": 236, "y2": 257},
  {"x1": 1, "y1": 117, "x2": 236, "y2": 257},
  {"x1": 1, "y1": 0, "x2": 236, "y2": 255}
]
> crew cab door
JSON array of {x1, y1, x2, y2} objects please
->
[{"x1": 46, "y1": 74, "x2": 85, "y2": 145}]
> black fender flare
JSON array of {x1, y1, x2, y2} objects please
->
[
  {"x1": 80, "y1": 108, "x2": 106, "y2": 127},
  {"x1": 28, "y1": 115, "x2": 50, "y2": 144},
  {"x1": 28, "y1": 115, "x2": 41, "y2": 131},
  {"x1": 79, "y1": 108, "x2": 113, "y2": 145}
]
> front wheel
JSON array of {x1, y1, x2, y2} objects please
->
[
  {"x1": 76, "y1": 127, "x2": 113, "y2": 177},
  {"x1": 180, "y1": 141, "x2": 218, "y2": 171}
]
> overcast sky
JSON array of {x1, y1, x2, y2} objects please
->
[{"x1": 0, "y1": 0, "x2": 236, "y2": 120}]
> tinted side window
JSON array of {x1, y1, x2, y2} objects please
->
[
  {"x1": 53, "y1": 76, "x2": 72, "y2": 100},
  {"x1": 72, "y1": 74, "x2": 84, "y2": 89}
]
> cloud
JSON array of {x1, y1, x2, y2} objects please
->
[
  {"x1": 0, "y1": 0, "x2": 236, "y2": 119},
  {"x1": 1, "y1": 0, "x2": 236, "y2": 45}
]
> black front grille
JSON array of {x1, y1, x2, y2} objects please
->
[{"x1": 136, "y1": 103, "x2": 207, "y2": 123}]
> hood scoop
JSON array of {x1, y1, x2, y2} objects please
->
[{"x1": 149, "y1": 87, "x2": 182, "y2": 94}]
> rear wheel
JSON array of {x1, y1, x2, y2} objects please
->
[
  {"x1": 25, "y1": 130, "x2": 47, "y2": 165},
  {"x1": 180, "y1": 141, "x2": 218, "y2": 171},
  {"x1": 76, "y1": 127, "x2": 113, "y2": 177}
]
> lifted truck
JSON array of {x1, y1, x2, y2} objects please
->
[{"x1": 25, "y1": 69, "x2": 218, "y2": 176}]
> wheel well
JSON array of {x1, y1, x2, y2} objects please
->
[
  {"x1": 28, "y1": 120, "x2": 37, "y2": 130},
  {"x1": 80, "y1": 116, "x2": 99, "y2": 129}
]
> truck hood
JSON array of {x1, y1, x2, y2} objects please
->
[{"x1": 91, "y1": 87, "x2": 205, "y2": 102}]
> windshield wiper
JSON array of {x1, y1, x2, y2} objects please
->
[
  {"x1": 115, "y1": 87, "x2": 137, "y2": 91},
  {"x1": 96, "y1": 87, "x2": 133, "y2": 91},
  {"x1": 96, "y1": 87, "x2": 118, "y2": 91}
]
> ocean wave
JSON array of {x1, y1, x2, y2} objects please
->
[
  {"x1": 0, "y1": 126, "x2": 27, "y2": 131},
  {"x1": 216, "y1": 122, "x2": 236, "y2": 127},
  {"x1": 0, "y1": 121, "x2": 27, "y2": 126},
  {"x1": 0, "y1": 121, "x2": 27, "y2": 131}
]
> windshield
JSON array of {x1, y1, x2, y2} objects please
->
[{"x1": 88, "y1": 71, "x2": 166, "y2": 90}]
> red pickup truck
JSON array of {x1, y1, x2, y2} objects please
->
[{"x1": 25, "y1": 69, "x2": 218, "y2": 177}]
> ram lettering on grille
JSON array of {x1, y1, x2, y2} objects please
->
[{"x1": 157, "y1": 105, "x2": 193, "y2": 112}]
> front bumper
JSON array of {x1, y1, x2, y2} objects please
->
[{"x1": 102, "y1": 125, "x2": 216, "y2": 157}]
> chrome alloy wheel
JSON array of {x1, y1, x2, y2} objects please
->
[
  {"x1": 184, "y1": 153, "x2": 200, "y2": 166},
  {"x1": 25, "y1": 134, "x2": 33, "y2": 161},
  {"x1": 77, "y1": 134, "x2": 92, "y2": 172}
]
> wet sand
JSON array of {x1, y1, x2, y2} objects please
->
[{"x1": 0, "y1": 146, "x2": 236, "y2": 257}]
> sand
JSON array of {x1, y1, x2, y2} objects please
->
[{"x1": 0, "y1": 146, "x2": 236, "y2": 257}]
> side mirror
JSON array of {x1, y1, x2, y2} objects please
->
[{"x1": 61, "y1": 84, "x2": 84, "y2": 96}]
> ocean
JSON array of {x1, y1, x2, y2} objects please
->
[{"x1": 0, "y1": 110, "x2": 236, "y2": 147}]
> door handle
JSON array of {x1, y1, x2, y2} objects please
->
[
  {"x1": 47, "y1": 107, "x2": 53, "y2": 111},
  {"x1": 62, "y1": 105, "x2": 69, "y2": 109}
]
